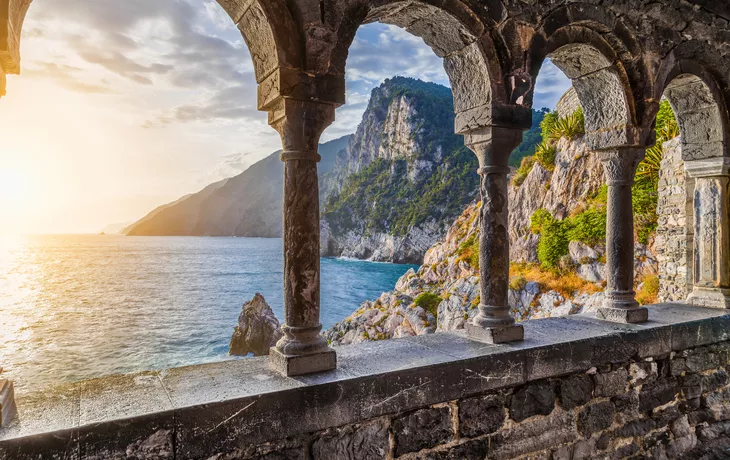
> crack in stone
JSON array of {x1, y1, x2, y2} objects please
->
[{"x1": 198, "y1": 400, "x2": 257, "y2": 436}]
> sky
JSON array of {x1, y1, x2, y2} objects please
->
[{"x1": 0, "y1": 0, "x2": 570, "y2": 234}]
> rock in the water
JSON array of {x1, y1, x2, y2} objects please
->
[{"x1": 229, "y1": 293, "x2": 282, "y2": 356}]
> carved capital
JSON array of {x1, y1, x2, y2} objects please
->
[
  {"x1": 587, "y1": 126, "x2": 654, "y2": 151},
  {"x1": 258, "y1": 69, "x2": 345, "y2": 110},
  {"x1": 464, "y1": 126, "x2": 525, "y2": 171},
  {"x1": 269, "y1": 98, "x2": 336, "y2": 161},
  {"x1": 684, "y1": 157, "x2": 730, "y2": 178},
  {"x1": 598, "y1": 148, "x2": 645, "y2": 186}
]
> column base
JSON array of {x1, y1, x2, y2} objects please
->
[
  {"x1": 269, "y1": 347, "x2": 337, "y2": 377},
  {"x1": 687, "y1": 287, "x2": 730, "y2": 309},
  {"x1": 0, "y1": 378, "x2": 16, "y2": 427},
  {"x1": 465, "y1": 322, "x2": 524, "y2": 344},
  {"x1": 596, "y1": 306, "x2": 648, "y2": 323}
]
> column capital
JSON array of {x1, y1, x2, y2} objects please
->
[
  {"x1": 597, "y1": 148, "x2": 645, "y2": 186},
  {"x1": 464, "y1": 126, "x2": 525, "y2": 169},
  {"x1": 684, "y1": 157, "x2": 730, "y2": 178},
  {"x1": 268, "y1": 98, "x2": 336, "y2": 161},
  {"x1": 586, "y1": 125, "x2": 654, "y2": 151}
]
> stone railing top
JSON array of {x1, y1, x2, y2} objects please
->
[{"x1": 1, "y1": 303, "x2": 729, "y2": 458}]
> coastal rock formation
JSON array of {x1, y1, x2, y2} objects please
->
[
  {"x1": 509, "y1": 137, "x2": 605, "y2": 263},
  {"x1": 229, "y1": 294, "x2": 282, "y2": 356},
  {"x1": 319, "y1": 77, "x2": 477, "y2": 264},
  {"x1": 325, "y1": 130, "x2": 684, "y2": 346},
  {"x1": 324, "y1": 200, "x2": 609, "y2": 346}
]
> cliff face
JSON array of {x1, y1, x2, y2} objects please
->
[
  {"x1": 325, "y1": 135, "x2": 663, "y2": 346},
  {"x1": 320, "y1": 77, "x2": 478, "y2": 264},
  {"x1": 123, "y1": 136, "x2": 350, "y2": 237},
  {"x1": 509, "y1": 137, "x2": 606, "y2": 262}
]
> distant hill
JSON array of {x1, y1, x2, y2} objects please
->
[{"x1": 123, "y1": 135, "x2": 351, "y2": 237}]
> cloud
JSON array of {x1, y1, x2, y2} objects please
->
[
  {"x1": 22, "y1": 62, "x2": 115, "y2": 94},
  {"x1": 345, "y1": 25, "x2": 448, "y2": 86},
  {"x1": 533, "y1": 59, "x2": 572, "y2": 109},
  {"x1": 145, "y1": 83, "x2": 259, "y2": 126},
  {"x1": 25, "y1": 0, "x2": 252, "y2": 90}
]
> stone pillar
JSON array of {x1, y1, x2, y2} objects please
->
[
  {"x1": 596, "y1": 149, "x2": 649, "y2": 323},
  {"x1": 464, "y1": 127, "x2": 525, "y2": 343},
  {"x1": 685, "y1": 157, "x2": 730, "y2": 308},
  {"x1": 0, "y1": 367, "x2": 16, "y2": 427},
  {"x1": 268, "y1": 99, "x2": 337, "y2": 376}
]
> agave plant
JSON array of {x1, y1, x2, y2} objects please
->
[
  {"x1": 546, "y1": 108, "x2": 585, "y2": 142},
  {"x1": 657, "y1": 122, "x2": 680, "y2": 143},
  {"x1": 636, "y1": 144, "x2": 663, "y2": 184},
  {"x1": 534, "y1": 142, "x2": 557, "y2": 170}
]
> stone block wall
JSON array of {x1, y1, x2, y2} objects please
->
[
  {"x1": 555, "y1": 87, "x2": 581, "y2": 118},
  {"x1": 656, "y1": 138, "x2": 693, "y2": 302},
  {"x1": 226, "y1": 341, "x2": 730, "y2": 459}
]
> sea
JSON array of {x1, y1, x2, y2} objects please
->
[{"x1": 0, "y1": 235, "x2": 417, "y2": 394}]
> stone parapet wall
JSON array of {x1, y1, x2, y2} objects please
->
[
  {"x1": 2, "y1": 304, "x2": 730, "y2": 459},
  {"x1": 656, "y1": 138, "x2": 692, "y2": 302},
  {"x1": 232, "y1": 341, "x2": 730, "y2": 459}
]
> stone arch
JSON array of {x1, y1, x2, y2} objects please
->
[
  {"x1": 525, "y1": 5, "x2": 645, "y2": 149},
  {"x1": 328, "y1": 0, "x2": 518, "y2": 135},
  {"x1": 656, "y1": 62, "x2": 728, "y2": 161},
  {"x1": 216, "y1": 1, "x2": 303, "y2": 84},
  {"x1": 653, "y1": 52, "x2": 730, "y2": 309}
]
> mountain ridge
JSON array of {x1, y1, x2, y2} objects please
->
[{"x1": 123, "y1": 135, "x2": 350, "y2": 237}]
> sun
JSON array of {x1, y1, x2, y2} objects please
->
[{"x1": 0, "y1": 165, "x2": 36, "y2": 216}]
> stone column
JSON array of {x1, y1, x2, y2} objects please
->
[
  {"x1": 685, "y1": 157, "x2": 730, "y2": 308},
  {"x1": 268, "y1": 99, "x2": 337, "y2": 376},
  {"x1": 464, "y1": 127, "x2": 525, "y2": 343},
  {"x1": 596, "y1": 149, "x2": 649, "y2": 323}
]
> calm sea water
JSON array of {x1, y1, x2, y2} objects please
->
[{"x1": 0, "y1": 235, "x2": 417, "y2": 393}]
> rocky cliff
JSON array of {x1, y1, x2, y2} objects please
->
[
  {"x1": 324, "y1": 131, "x2": 668, "y2": 346},
  {"x1": 123, "y1": 136, "x2": 350, "y2": 237},
  {"x1": 319, "y1": 77, "x2": 476, "y2": 264}
]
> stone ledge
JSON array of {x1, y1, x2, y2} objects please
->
[{"x1": 0, "y1": 303, "x2": 729, "y2": 459}]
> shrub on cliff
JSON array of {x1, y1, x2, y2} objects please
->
[
  {"x1": 457, "y1": 233, "x2": 479, "y2": 269},
  {"x1": 414, "y1": 292, "x2": 442, "y2": 318}
]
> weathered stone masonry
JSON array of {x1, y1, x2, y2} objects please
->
[
  {"x1": 2, "y1": 304, "x2": 730, "y2": 459},
  {"x1": 234, "y1": 340, "x2": 730, "y2": 459}
]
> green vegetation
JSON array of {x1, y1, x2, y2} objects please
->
[
  {"x1": 509, "y1": 108, "x2": 550, "y2": 167},
  {"x1": 632, "y1": 100, "x2": 680, "y2": 244},
  {"x1": 457, "y1": 233, "x2": 480, "y2": 269},
  {"x1": 545, "y1": 108, "x2": 585, "y2": 142},
  {"x1": 529, "y1": 100, "x2": 680, "y2": 266},
  {"x1": 513, "y1": 156, "x2": 536, "y2": 187},
  {"x1": 414, "y1": 292, "x2": 442, "y2": 318},
  {"x1": 322, "y1": 77, "x2": 479, "y2": 237},
  {"x1": 534, "y1": 142, "x2": 557, "y2": 171},
  {"x1": 530, "y1": 195, "x2": 607, "y2": 269},
  {"x1": 512, "y1": 108, "x2": 586, "y2": 185}
]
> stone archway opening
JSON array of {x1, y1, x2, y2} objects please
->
[
  {"x1": 319, "y1": 1, "x2": 497, "y2": 265},
  {"x1": 656, "y1": 72, "x2": 730, "y2": 308}
]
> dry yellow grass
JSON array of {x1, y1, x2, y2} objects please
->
[
  {"x1": 636, "y1": 274, "x2": 659, "y2": 305},
  {"x1": 509, "y1": 263, "x2": 603, "y2": 299}
]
